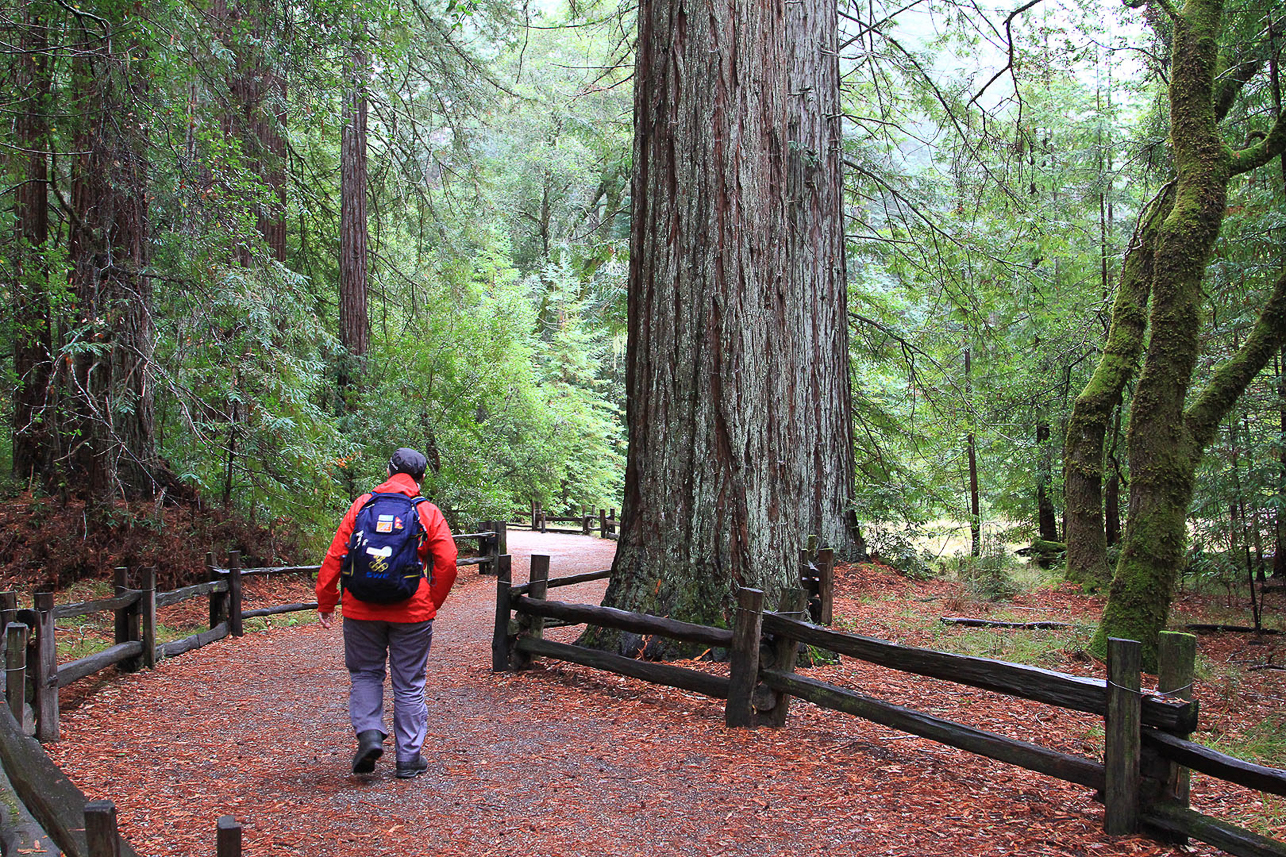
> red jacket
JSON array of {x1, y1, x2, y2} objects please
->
[{"x1": 316, "y1": 473, "x2": 458, "y2": 622}]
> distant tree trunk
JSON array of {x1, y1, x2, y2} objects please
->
[
  {"x1": 12, "y1": 5, "x2": 54, "y2": 485},
  {"x1": 966, "y1": 347, "x2": 981, "y2": 557},
  {"x1": 1092, "y1": 0, "x2": 1286, "y2": 669},
  {"x1": 1036, "y1": 418, "x2": 1059, "y2": 543},
  {"x1": 590, "y1": 0, "x2": 857, "y2": 656},
  {"x1": 65, "y1": 18, "x2": 164, "y2": 501},
  {"x1": 1271, "y1": 18, "x2": 1285, "y2": 578},
  {"x1": 339, "y1": 45, "x2": 371, "y2": 365}
]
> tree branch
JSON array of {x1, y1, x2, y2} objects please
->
[
  {"x1": 1229, "y1": 111, "x2": 1286, "y2": 176},
  {"x1": 1185, "y1": 265, "x2": 1286, "y2": 450}
]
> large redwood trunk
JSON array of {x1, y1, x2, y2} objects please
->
[
  {"x1": 592, "y1": 0, "x2": 859, "y2": 656},
  {"x1": 65, "y1": 18, "x2": 163, "y2": 501},
  {"x1": 12, "y1": 5, "x2": 54, "y2": 484}
]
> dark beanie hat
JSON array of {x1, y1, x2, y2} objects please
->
[{"x1": 388, "y1": 448, "x2": 427, "y2": 481}]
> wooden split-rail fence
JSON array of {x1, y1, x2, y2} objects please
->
[
  {"x1": 491, "y1": 551, "x2": 1286, "y2": 857},
  {"x1": 0, "y1": 522, "x2": 505, "y2": 857},
  {"x1": 516, "y1": 502, "x2": 619, "y2": 540}
]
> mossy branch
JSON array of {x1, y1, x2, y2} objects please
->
[
  {"x1": 1184, "y1": 265, "x2": 1286, "y2": 450},
  {"x1": 1229, "y1": 112, "x2": 1286, "y2": 175}
]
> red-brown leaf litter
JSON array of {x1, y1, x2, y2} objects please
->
[{"x1": 39, "y1": 531, "x2": 1286, "y2": 857}]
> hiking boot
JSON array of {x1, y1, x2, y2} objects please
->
[
  {"x1": 395, "y1": 754, "x2": 428, "y2": 779},
  {"x1": 352, "y1": 730, "x2": 385, "y2": 774}
]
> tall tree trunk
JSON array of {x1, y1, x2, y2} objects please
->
[
  {"x1": 784, "y1": 0, "x2": 863, "y2": 556},
  {"x1": 966, "y1": 347, "x2": 981, "y2": 557},
  {"x1": 1036, "y1": 418, "x2": 1059, "y2": 543},
  {"x1": 339, "y1": 45, "x2": 371, "y2": 372},
  {"x1": 1093, "y1": 0, "x2": 1286, "y2": 668},
  {"x1": 65, "y1": 16, "x2": 163, "y2": 501},
  {"x1": 591, "y1": 0, "x2": 857, "y2": 656},
  {"x1": 12, "y1": 4, "x2": 54, "y2": 485},
  {"x1": 1271, "y1": 16, "x2": 1285, "y2": 578},
  {"x1": 1063, "y1": 185, "x2": 1171, "y2": 589}
]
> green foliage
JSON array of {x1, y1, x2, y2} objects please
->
[{"x1": 955, "y1": 536, "x2": 1022, "y2": 602}]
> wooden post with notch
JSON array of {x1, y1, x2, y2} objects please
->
[
  {"x1": 492, "y1": 554, "x2": 513, "y2": 672},
  {"x1": 85, "y1": 800, "x2": 122, "y2": 857},
  {"x1": 217, "y1": 815, "x2": 242, "y2": 857},
  {"x1": 1156, "y1": 631, "x2": 1197, "y2": 827},
  {"x1": 32, "y1": 590, "x2": 57, "y2": 742},
  {"x1": 495, "y1": 520, "x2": 507, "y2": 561},
  {"x1": 228, "y1": 550, "x2": 243, "y2": 637},
  {"x1": 1105, "y1": 637, "x2": 1142, "y2": 835},
  {"x1": 513, "y1": 554, "x2": 550, "y2": 671},
  {"x1": 764, "y1": 588, "x2": 805, "y2": 727},
  {"x1": 140, "y1": 567, "x2": 157, "y2": 669},
  {"x1": 6, "y1": 623, "x2": 28, "y2": 726},
  {"x1": 726, "y1": 587, "x2": 764, "y2": 729}
]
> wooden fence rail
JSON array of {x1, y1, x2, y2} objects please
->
[
  {"x1": 494, "y1": 552, "x2": 1286, "y2": 857},
  {"x1": 522, "y1": 502, "x2": 619, "y2": 539}
]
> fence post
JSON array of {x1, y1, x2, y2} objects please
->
[
  {"x1": 85, "y1": 800, "x2": 122, "y2": 857},
  {"x1": 487, "y1": 523, "x2": 502, "y2": 576},
  {"x1": 208, "y1": 552, "x2": 227, "y2": 631},
  {"x1": 496, "y1": 520, "x2": 507, "y2": 559},
  {"x1": 609, "y1": 508, "x2": 617, "y2": 535},
  {"x1": 217, "y1": 815, "x2": 243, "y2": 857},
  {"x1": 539, "y1": 508, "x2": 547, "y2": 533},
  {"x1": 1157, "y1": 631, "x2": 1197, "y2": 818},
  {"x1": 112, "y1": 568, "x2": 136, "y2": 673},
  {"x1": 140, "y1": 567, "x2": 157, "y2": 669},
  {"x1": 513, "y1": 554, "x2": 550, "y2": 671},
  {"x1": 32, "y1": 591, "x2": 57, "y2": 742},
  {"x1": 6, "y1": 623, "x2": 29, "y2": 727},
  {"x1": 816, "y1": 548, "x2": 835, "y2": 626},
  {"x1": 228, "y1": 551, "x2": 243, "y2": 637},
  {"x1": 599, "y1": 509, "x2": 606, "y2": 538},
  {"x1": 765, "y1": 588, "x2": 805, "y2": 728},
  {"x1": 1105, "y1": 637, "x2": 1142, "y2": 835},
  {"x1": 581, "y1": 512, "x2": 590, "y2": 536},
  {"x1": 492, "y1": 555, "x2": 513, "y2": 672},
  {"x1": 530, "y1": 500, "x2": 538, "y2": 531},
  {"x1": 726, "y1": 587, "x2": 764, "y2": 729},
  {"x1": 0, "y1": 592, "x2": 16, "y2": 631}
]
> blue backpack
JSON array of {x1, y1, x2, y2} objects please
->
[{"x1": 341, "y1": 492, "x2": 428, "y2": 604}]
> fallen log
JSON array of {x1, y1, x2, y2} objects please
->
[
  {"x1": 1184, "y1": 624, "x2": 1281, "y2": 636},
  {"x1": 940, "y1": 617, "x2": 1076, "y2": 630}
]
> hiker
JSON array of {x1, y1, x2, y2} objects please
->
[{"x1": 316, "y1": 448, "x2": 458, "y2": 778}]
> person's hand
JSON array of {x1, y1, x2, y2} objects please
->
[{"x1": 319, "y1": 611, "x2": 334, "y2": 629}]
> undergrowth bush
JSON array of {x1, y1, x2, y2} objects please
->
[{"x1": 956, "y1": 536, "x2": 1021, "y2": 601}]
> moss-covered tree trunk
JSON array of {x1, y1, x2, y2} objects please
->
[
  {"x1": 590, "y1": 0, "x2": 858, "y2": 656},
  {"x1": 1092, "y1": 0, "x2": 1286, "y2": 668},
  {"x1": 1063, "y1": 186, "x2": 1170, "y2": 590}
]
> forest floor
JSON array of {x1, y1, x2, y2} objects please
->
[{"x1": 41, "y1": 530, "x2": 1286, "y2": 857}]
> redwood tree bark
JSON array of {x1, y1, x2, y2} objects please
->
[
  {"x1": 65, "y1": 15, "x2": 164, "y2": 500},
  {"x1": 339, "y1": 46, "x2": 371, "y2": 362},
  {"x1": 12, "y1": 4, "x2": 54, "y2": 485},
  {"x1": 591, "y1": 0, "x2": 859, "y2": 656}
]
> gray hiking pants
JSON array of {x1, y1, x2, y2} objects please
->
[{"x1": 343, "y1": 617, "x2": 434, "y2": 763}]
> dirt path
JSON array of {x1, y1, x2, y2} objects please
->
[{"x1": 46, "y1": 532, "x2": 1206, "y2": 857}]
